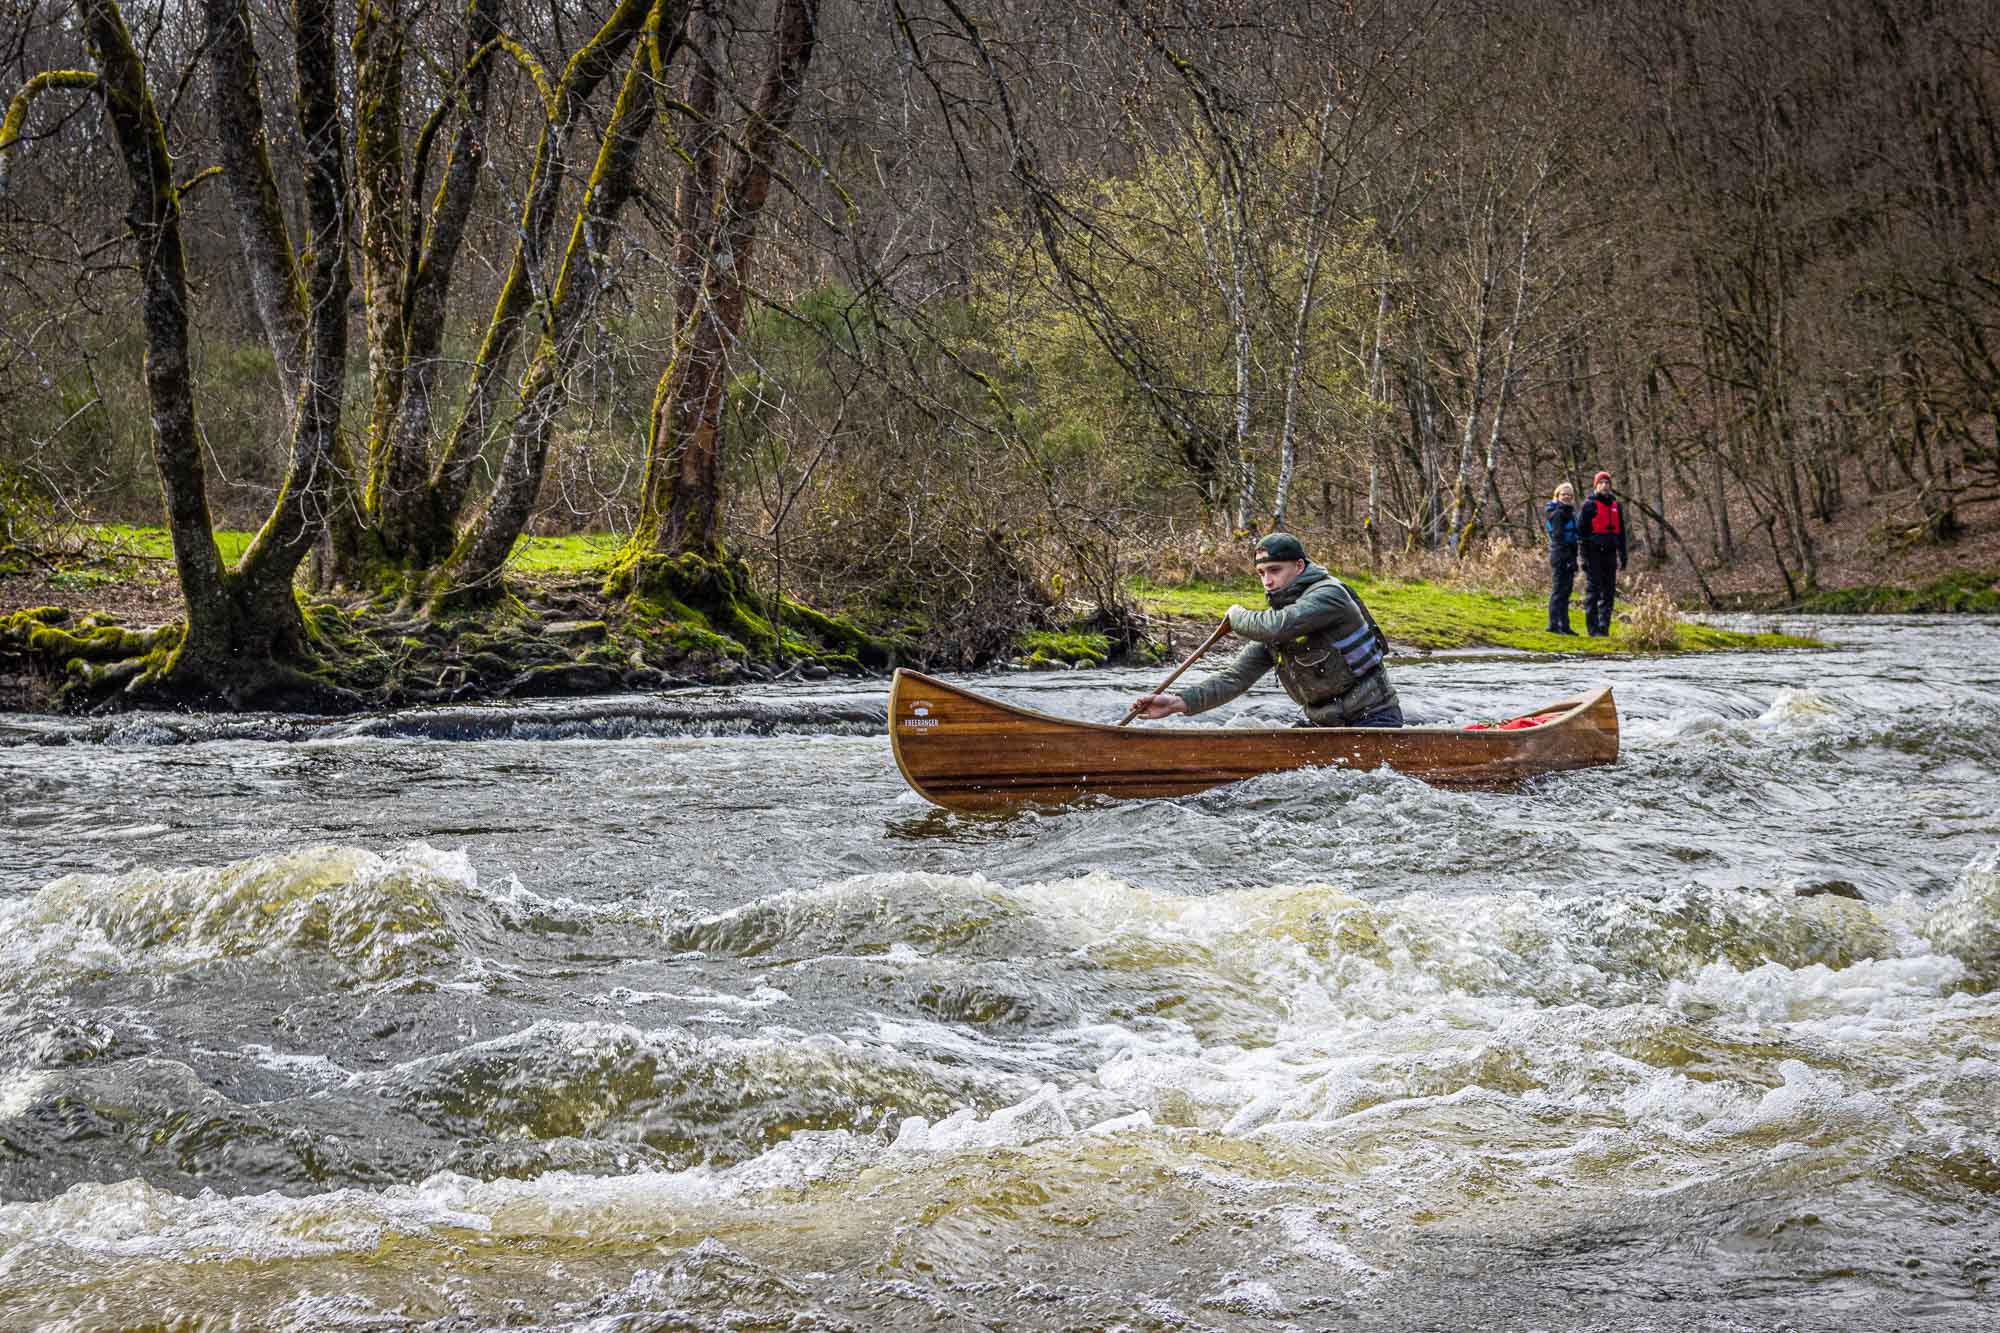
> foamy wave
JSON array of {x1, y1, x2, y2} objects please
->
[
  {"x1": 1756, "y1": 687, "x2": 1842, "y2": 728},
  {"x1": 860, "y1": 876, "x2": 1978, "y2": 1154},
  {"x1": 0, "y1": 1069, "x2": 58, "y2": 1120},
  {"x1": 893, "y1": 1082, "x2": 1078, "y2": 1152},
  {"x1": 358, "y1": 1016, "x2": 1027, "y2": 1153},
  {"x1": 0, "y1": 845, "x2": 603, "y2": 991},
  {"x1": 1620, "y1": 685, "x2": 1986, "y2": 762},
  {"x1": 672, "y1": 869, "x2": 1383, "y2": 980},
  {"x1": 1621, "y1": 1058, "x2": 1904, "y2": 1151},
  {"x1": 661, "y1": 871, "x2": 1038, "y2": 959},
  {"x1": 1919, "y1": 847, "x2": 2000, "y2": 988},
  {"x1": 1620, "y1": 709, "x2": 1737, "y2": 748},
  {"x1": 1, "y1": 846, "x2": 461, "y2": 985},
  {"x1": 1666, "y1": 953, "x2": 1967, "y2": 1024},
  {"x1": 0, "y1": 1130, "x2": 880, "y2": 1268},
  {"x1": 0, "y1": 1175, "x2": 468, "y2": 1262}
]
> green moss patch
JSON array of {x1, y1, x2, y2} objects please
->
[
  {"x1": 1016, "y1": 629, "x2": 1114, "y2": 668},
  {"x1": 1789, "y1": 571, "x2": 2000, "y2": 615},
  {"x1": 607, "y1": 548, "x2": 896, "y2": 669},
  {"x1": 1131, "y1": 573, "x2": 1820, "y2": 654},
  {"x1": 2, "y1": 607, "x2": 184, "y2": 710}
]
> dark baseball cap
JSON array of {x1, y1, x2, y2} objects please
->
[{"x1": 1253, "y1": 533, "x2": 1307, "y2": 564}]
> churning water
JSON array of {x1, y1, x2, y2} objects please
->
[{"x1": 0, "y1": 616, "x2": 1996, "y2": 1331}]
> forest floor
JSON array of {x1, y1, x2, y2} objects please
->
[{"x1": 1638, "y1": 482, "x2": 2000, "y2": 613}]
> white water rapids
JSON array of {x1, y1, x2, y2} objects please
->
[{"x1": 0, "y1": 615, "x2": 1995, "y2": 1330}]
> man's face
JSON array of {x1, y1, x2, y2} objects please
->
[{"x1": 1256, "y1": 558, "x2": 1308, "y2": 594}]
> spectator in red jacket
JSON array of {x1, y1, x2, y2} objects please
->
[{"x1": 1576, "y1": 471, "x2": 1628, "y2": 636}]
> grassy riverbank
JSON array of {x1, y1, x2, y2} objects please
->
[
  {"x1": 3, "y1": 525, "x2": 1825, "y2": 712},
  {"x1": 1132, "y1": 575, "x2": 1821, "y2": 654}
]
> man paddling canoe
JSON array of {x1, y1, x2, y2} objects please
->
[{"x1": 1131, "y1": 533, "x2": 1405, "y2": 728}]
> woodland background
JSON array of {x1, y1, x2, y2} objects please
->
[{"x1": 1, "y1": 0, "x2": 1995, "y2": 683}]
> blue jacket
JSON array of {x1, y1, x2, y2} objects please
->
[{"x1": 1544, "y1": 500, "x2": 1578, "y2": 563}]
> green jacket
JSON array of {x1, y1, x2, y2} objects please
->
[{"x1": 1172, "y1": 564, "x2": 1399, "y2": 725}]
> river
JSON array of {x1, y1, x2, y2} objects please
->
[{"x1": 1, "y1": 616, "x2": 1996, "y2": 1331}]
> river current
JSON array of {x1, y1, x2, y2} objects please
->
[{"x1": 0, "y1": 615, "x2": 1996, "y2": 1331}]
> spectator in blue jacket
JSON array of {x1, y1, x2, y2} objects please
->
[{"x1": 1544, "y1": 481, "x2": 1579, "y2": 635}]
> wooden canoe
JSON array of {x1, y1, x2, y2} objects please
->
[{"x1": 887, "y1": 668, "x2": 1618, "y2": 811}]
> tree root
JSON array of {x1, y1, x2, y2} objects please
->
[{"x1": 115, "y1": 660, "x2": 365, "y2": 714}]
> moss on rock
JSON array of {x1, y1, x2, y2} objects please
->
[
  {"x1": 2, "y1": 607, "x2": 182, "y2": 684},
  {"x1": 1015, "y1": 629, "x2": 1113, "y2": 669},
  {"x1": 608, "y1": 548, "x2": 898, "y2": 670}
]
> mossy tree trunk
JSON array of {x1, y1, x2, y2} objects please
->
[
  {"x1": 200, "y1": 0, "x2": 306, "y2": 409},
  {"x1": 430, "y1": 26, "x2": 663, "y2": 606},
  {"x1": 353, "y1": 0, "x2": 417, "y2": 551},
  {"x1": 380, "y1": 0, "x2": 503, "y2": 562},
  {"x1": 622, "y1": 0, "x2": 820, "y2": 568},
  {"x1": 198, "y1": 0, "x2": 371, "y2": 595},
  {"x1": 76, "y1": 0, "x2": 354, "y2": 708},
  {"x1": 333, "y1": 0, "x2": 665, "y2": 592}
]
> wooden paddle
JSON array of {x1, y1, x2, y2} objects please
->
[{"x1": 1118, "y1": 616, "x2": 1232, "y2": 726}]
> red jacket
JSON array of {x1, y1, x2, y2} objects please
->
[{"x1": 1577, "y1": 490, "x2": 1627, "y2": 564}]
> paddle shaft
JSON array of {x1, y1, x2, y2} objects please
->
[{"x1": 1119, "y1": 617, "x2": 1232, "y2": 726}]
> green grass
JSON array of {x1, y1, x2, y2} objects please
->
[
  {"x1": 79, "y1": 523, "x2": 256, "y2": 564},
  {"x1": 506, "y1": 532, "x2": 624, "y2": 574},
  {"x1": 1131, "y1": 572, "x2": 1821, "y2": 653},
  {"x1": 53, "y1": 524, "x2": 619, "y2": 576},
  {"x1": 47, "y1": 568, "x2": 122, "y2": 592}
]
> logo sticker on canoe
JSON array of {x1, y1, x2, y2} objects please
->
[{"x1": 902, "y1": 702, "x2": 939, "y2": 730}]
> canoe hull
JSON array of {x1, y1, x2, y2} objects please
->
[{"x1": 888, "y1": 669, "x2": 1618, "y2": 811}]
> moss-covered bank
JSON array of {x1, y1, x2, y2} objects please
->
[
  {"x1": 0, "y1": 528, "x2": 907, "y2": 713},
  {"x1": 1, "y1": 577, "x2": 901, "y2": 714},
  {"x1": 1762, "y1": 570, "x2": 2000, "y2": 616}
]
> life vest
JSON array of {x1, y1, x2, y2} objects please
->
[
  {"x1": 1586, "y1": 495, "x2": 1622, "y2": 536},
  {"x1": 1270, "y1": 580, "x2": 1389, "y2": 709}
]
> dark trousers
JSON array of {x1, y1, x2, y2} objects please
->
[
  {"x1": 1294, "y1": 701, "x2": 1404, "y2": 729},
  {"x1": 1547, "y1": 555, "x2": 1575, "y2": 632},
  {"x1": 1582, "y1": 543, "x2": 1619, "y2": 635},
  {"x1": 1349, "y1": 701, "x2": 1404, "y2": 728}
]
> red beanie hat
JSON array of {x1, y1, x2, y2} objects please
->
[{"x1": 1593, "y1": 471, "x2": 1612, "y2": 486}]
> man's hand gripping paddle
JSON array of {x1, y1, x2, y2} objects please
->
[{"x1": 1118, "y1": 617, "x2": 1232, "y2": 726}]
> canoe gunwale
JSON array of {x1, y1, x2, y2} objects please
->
[{"x1": 892, "y1": 668, "x2": 1604, "y2": 739}]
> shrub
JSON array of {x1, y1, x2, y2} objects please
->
[{"x1": 1619, "y1": 578, "x2": 1683, "y2": 649}]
